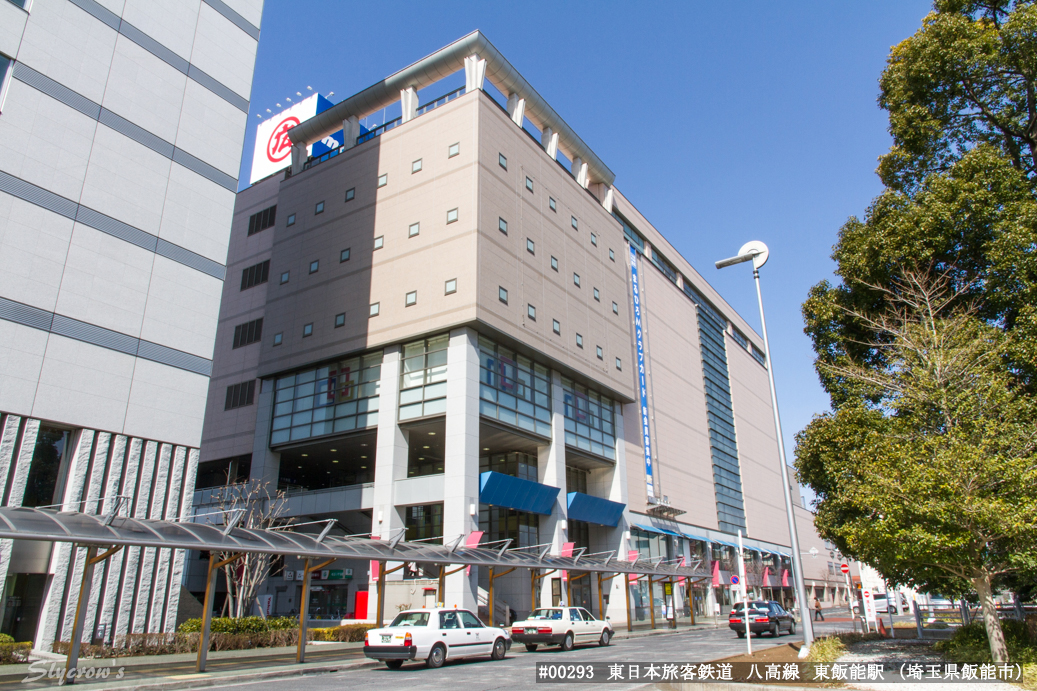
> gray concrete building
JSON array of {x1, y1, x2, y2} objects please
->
[
  {"x1": 194, "y1": 32, "x2": 813, "y2": 628},
  {"x1": 0, "y1": 0, "x2": 262, "y2": 649}
]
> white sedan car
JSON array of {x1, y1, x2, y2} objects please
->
[
  {"x1": 510, "y1": 606, "x2": 613, "y2": 651},
  {"x1": 364, "y1": 607, "x2": 512, "y2": 669}
]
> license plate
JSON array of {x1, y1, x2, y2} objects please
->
[
  {"x1": 525, "y1": 628, "x2": 537, "y2": 634},
  {"x1": 381, "y1": 634, "x2": 391, "y2": 643}
]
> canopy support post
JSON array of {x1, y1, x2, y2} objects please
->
[
  {"x1": 625, "y1": 573, "x2": 632, "y2": 632},
  {"x1": 597, "y1": 572, "x2": 604, "y2": 620},
  {"x1": 297, "y1": 558, "x2": 335, "y2": 663},
  {"x1": 376, "y1": 560, "x2": 387, "y2": 628},
  {"x1": 66, "y1": 544, "x2": 123, "y2": 684},
  {"x1": 197, "y1": 552, "x2": 244, "y2": 673},
  {"x1": 648, "y1": 575, "x2": 656, "y2": 629}
]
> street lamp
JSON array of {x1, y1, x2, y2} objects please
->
[{"x1": 716, "y1": 241, "x2": 815, "y2": 655}]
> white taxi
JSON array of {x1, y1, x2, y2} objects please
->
[
  {"x1": 364, "y1": 607, "x2": 512, "y2": 669},
  {"x1": 510, "y1": 606, "x2": 613, "y2": 652}
]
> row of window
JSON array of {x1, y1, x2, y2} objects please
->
[
  {"x1": 247, "y1": 205, "x2": 276, "y2": 236},
  {"x1": 224, "y1": 380, "x2": 255, "y2": 410}
]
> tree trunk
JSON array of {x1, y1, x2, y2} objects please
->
[{"x1": 973, "y1": 571, "x2": 1008, "y2": 664}]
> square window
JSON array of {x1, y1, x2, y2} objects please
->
[
  {"x1": 551, "y1": 256, "x2": 558, "y2": 271},
  {"x1": 612, "y1": 301, "x2": 619, "y2": 314},
  {"x1": 377, "y1": 173, "x2": 388, "y2": 188},
  {"x1": 596, "y1": 346, "x2": 603, "y2": 359},
  {"x1": 526, "y1": 238, "x2": 535, "y2": 254},
  {"x1": 447, "y1": 208, "x2": 458, "y2": 224},
  {"x1": 345, "y1": 187, "x2": 355, "y2": 202},
  {"x1": 571, "y1": 216, "x2": 578, "y2": 230},
  {"x1": 576, "y1": 333, "x2": 583, "y2": 348},
  {"x1": 593, "y1": 287, "x2": 600, "y2": 301},
  {"x1": 340, "y1": 248, "x2": 351, "y2": 262},
  {"x1": 280, "y1": 271, "x2": 289, "y2": 284},
  {"x1": 573, "y1": 273, "x2": 581, "y2": 287},
  {"x1": 335, "y1": 313, "x2": 345, "y2": 328},
  {"x1": 303, "y1": 323, "x2": 313, "y2": 337},
  {"x1": 549, "y1": 197, "x2": 556, "y2": 212},
  {"x1": 552, "y1": 319, "x2": 560, "y2": 335},
  {"x1": 616, "y1": 357, "x2": 622, "y2": 371},
  {"x1": 499, "y1": 153, "x2": 507, "y2": 170},
  {"x1": 448, "y1": 142, "x2": 460, "y2": 158},
  {"x1": 591, "y1": 233, "x2": 597, "y2": 246},
  {"x1": 409, "y1": 222, "x2": 420, "y2": 237},
  {"x1": 609, "y1": 248, "x2": 615, "y2": 261},
  {"x1": 273, "y1": 332, "x2": 283, "y2": 346},
  {"x1": 370, "y1": 302, "x2": 380, "y2": 317},
  {"x1": 315, "y1": 201, "x2": 324, "y2": 214},
  {"x1": 374, "y1": 236, "x2": 384, "y2": 250},
  {"x1": 406, "y1": 291, "x2": 417, "y2": 306},
  {"x1": 525, "y1": 177, "x2": 533, "y2": 192},
  {"x1": 412, "y1": 158, "x2": 423, "y2": 173},
  {"x1": 445, "y1": 279, "x2": 457, "y2": 295},
  {"x1": 499, "y1": 287, "x2": 508, "y2": 304},
  {"x1": 527, "y1": 304, "x2": 536, "y2": 320},
  {"x1": 498, "y1": 217, "x2": 508, "y2": 235},
  {"x1": 309, "y1": 260, "x2": 319, "y2": 274},
  {"x1": 287, "y1": 213, "x2": 296, "y2": 226}
]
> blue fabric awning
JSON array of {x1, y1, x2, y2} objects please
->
[
  {"x1": 712, "y1": 539, "x2": 740, "y2": 548},
  {"x1": 566, "y1": 493, "x2": 625, "y2": 527},
  {"x1": 681, "y1": 530, "x2": 712, "y2": 542},
  {"x1": 479, "y1": 471, "x2": 559, "y2": 516},
  {"x1": 634, "y1": 523, "x2": 683, "y2": 537}
]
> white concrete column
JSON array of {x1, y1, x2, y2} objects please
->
[
  {"x1": 542, "y1": 127, "x2": 559, "y2": 160},
  {"x1": 342, "y1": 114, "x2": 360, "y2": 150},
  {"x1": 608, "y1": 404, "x2": 633, "y2": 626},
  {"x1": 400, "y1": 87, "x2": 419, "y2": 123},
  {"x1": 252, "y1": 379, "x2": 280, "y2": 487},
  {"x1": 291, "y1": 143, "x2": 306, "y2": 175},
  {"x1": 576, "y1": 162, "x2": 590, "y2": 188},
  {"x1": 443, "y1": 327, "x2": 480, "y2": 610},
  {"x1": 0, "y1": 414, "x2": 24, "y2": 630},
  {"x1": 538, "y1": 371, "x2": 568, "y2": 607},
  {"x1": 601, "y1": 185, "x2": 615, "y2": 212},
  {"x1": 464, "y1": 54, "x2": 486, "y2": 92},
  {"x1": 507, "y1": 93, "x2": 526, "y2": 126}
]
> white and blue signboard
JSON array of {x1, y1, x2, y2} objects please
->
[{"x1": 630, "y1": 245, "x2": 655, "y2": 497}]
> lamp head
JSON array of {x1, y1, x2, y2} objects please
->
[{"x1": 715, "y1": 241, "x2": 770, "y2": 271}]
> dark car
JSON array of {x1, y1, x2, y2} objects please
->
[{"x1": 728, "y1": 600, "x2": 796, "y2": 638}]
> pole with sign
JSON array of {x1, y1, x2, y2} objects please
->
[
  {"x1": 841, "y1": 563, "x2": 856, "y2": 631},
  {"x1": 737, "y1": 530, "x2": 751, "y2": 655},
  {"x1": 861, "y1": 589, "x2": 877, "y2": 633}
]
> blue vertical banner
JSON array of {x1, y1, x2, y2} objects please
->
[{"x1": 630, "y1": 245, "x2": 655, "y2": 498}]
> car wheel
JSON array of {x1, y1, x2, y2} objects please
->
[
  {"x1": 560, "y1": 632, "x2": 575, "y2": 651},
  {"x1": 771, "y1": 624, "x2": 779, "y2": 637},
  {"x1": 385, "y1": 660, "x2": 403, "y2": 670},
  {"x1": 599, "y1": 629, "x2": 611, "y2": 647},
  {"x1": 491, "y1": 637, "x2": 507, "y2": 660},
  {"x1": 790, "y1": 621, "x2": 796, "y2": 635},
  {"x1": 524, "y1": 644, "x2": 538, "y2": 652},
  {"x1": 426, "y1": 644, "x2": 446, "y2": 669},
  {"x1": 737, "y1": 631, "x2": 745, "y2": 639}
]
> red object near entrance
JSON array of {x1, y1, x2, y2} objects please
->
[{"x1": 354, "y1": 590, "x2": 368, "y2": 620}]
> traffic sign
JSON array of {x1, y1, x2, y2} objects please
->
[
  {"x1": 840, "y1": 563, "x2": 850, "y2": 574},
  {"x1": 730, "y1": 575, "x2": 740, "y2": 585}
]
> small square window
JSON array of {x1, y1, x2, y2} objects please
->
[
  {"x1": 409, "y1": 222, "x2": 420, "y2": 237},
  {"x1": 576, "y1": 333, "x2": 583, "y2": 348},
  {"x1": 498, "y1": 217, "x2": 508, "y2": 235},
  {"x1": 335, "y1": 313, "x2": 345, "y2": 328},
  {"x1": 345, "y1": 187, "x2": 355, "y2": 202},
  {"x1": 303, "y1": 323, "x2": 313, "y2": 337},
  {"x1": 340, "y1": 248, "x2": 351, "y2": 262},
  {"x1": 499, "y1": 153, "x2": 507, "y2": 170},
  {"x1": 287, "y1": 214, "x2": 296, "y2": 226},
  {"x1": 526, "y1": 238, "x2": 535, "y2": 255},
  {"x1": 448, "y1": 142, "x2": 460, "y2": 158},
  {"x1": 552, "y1": 319, "x2": 560, "y2": 335},
  {"x1": 445, "y1": 279, "x2": 457, "y2": 295},
  {"x1": 370, "y1": 302, "x2": 380, "y2": 317},
  {"x1": 527, "y1": 304, "x2": 536, "y2": 320},
  {"x1": 551, "y1": 256, "x2": 558, "y2": 271},
  {"x1": 499, "y1": 287, "x2": 508, "y2": 304},
  {"x1": 377, "y1": 173, "x2": 388, "y2": 188},
  {"x1": 525, "y1": 177, "x2": 533, "y2": 192},
  {"x1": 591, "y1": 233, "x2": 597, "y2": 246},
  {"x1": 616, "y1": 357, "x2": 622, "y2": 371},
  {"x1": 315, "y1": 201, "x2": 324, "y2": 215},
  {"x1": 612, "y1": 301, "x2": 619, "y2": 314},
  {"x1": 447, "y1": 208, "x2": 458, "y2": 224},
  {"x1": 573, "y1": 273, "x2": 581, "y2": 287},
  {"x1": 412, "y1": 158, "x2": 423, "y2": 173},
  {"x1": 596, "y1": 346, "x2": 603, "y2": 359},
  {"x1": 549, "y1": 197, "x2": 556, "y2": 212},
  {"x1": 273, "y1": 332, "x2": 283, "y2": 346},
  {"x1": 406, "y1": 290, "x2": 417, "y2": 306},
  {"x1": 374, "y1": 236, "x2": 384, "y2": 250},
  {"x1": 593, "y1": 287, "x2": 600, "y2": 301},
  {"x1": 571, "y1": 216, "x2": 578, "y2": 230},
  {"x1": 309, "y1": 260, "x2": 319, "y2": 274},
  {"x1": 280, "y1": 271, "x2": 290, "y2": 284},
  {"x1": 609, "y1": 248, "x2": 615, "y2": 261}
]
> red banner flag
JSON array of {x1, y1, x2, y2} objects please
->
[
  {"x1": 782, "y1": 569, "x2": 789, "y2": 588},
  {"x1": 628, "y1": 549, "x2": 640, "y2": 584},
  {"x1": 712, "y1": 559, "x2": 720, "y2": 587}
]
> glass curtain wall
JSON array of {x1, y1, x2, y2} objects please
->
[
  {"x1": 399, "y1": 335, "x2": 449, "y2": 421},
  {"x1": 272, "y1": 354, "x2": 382, "y2": 444},
  {"x1": 478, "y1": 337, "x2": 552, "y2": 437},
  {"x1": 561, "y1": 379, "x2": 616, "y2": 460}
]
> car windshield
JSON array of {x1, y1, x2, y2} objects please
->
[
  {"x1": 732, "y1": 602, "x2": 769, "y2": 614},
  {"x1": 529, "y1": 609, "x2": 563, "y2": 620},
  {"x1": 389, "y1": 611, "x2": 430, "y2": 627}
]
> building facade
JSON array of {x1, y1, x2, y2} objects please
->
[
  {"x1": 0, "y1": 0, "x2": 262, "y2": 649},
  {"x1": 194, "y1": 32, "x2": 819, "y2": 626}
]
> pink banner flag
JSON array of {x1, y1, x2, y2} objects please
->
[
  {"x1": 677, "y1": 556, "x2": 686, "y2": 585},
  {"x1": 465, "y1": 531, "x2": 484, "y2": 576},
  {"x1": 782, "y1": 569, "x2": 789, "y2": 588},
  {"x1": 561, "y1": 542, "x2": 574, "y2": 582},
  {"x1": 628, "y1": 549, "x2": 640, "y2": 584},
  {"x1": 712, "y1": 559, "x2": 720, "y2": 587},
  {"x1": 762, "y1": 566, "x2": 770, "y2": 586},
  {"x1": 370, "y1": 534, "x2": 380, "y2": 583}
]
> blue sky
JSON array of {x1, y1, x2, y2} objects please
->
[{"x1": 240, "y1": 1, "x2": 934, "y2": 471}]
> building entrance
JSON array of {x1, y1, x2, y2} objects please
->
[{"x1": 1, "y1": 573, "x2": 48, "y2": 643}]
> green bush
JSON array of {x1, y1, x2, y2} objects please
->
[
  {"x1": 936, "y1": 620, "x2": 1037, "y2": 665},
  {"x1": 178, "y1": 616, "x2": 290, "y2": 635},
  {"x1": 0, "y1": 642, "x2": 31, "y2": 664},
  {"x1": 309, "y1": 624, "x2": 374, "y2": 643},
  {"x1": 0, "y1": 634, "x2": 14, "y2": 644}
]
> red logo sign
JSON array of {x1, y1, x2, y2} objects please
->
[{"x1": 266, "y1": 116, "x2": 300, "y2": 163}]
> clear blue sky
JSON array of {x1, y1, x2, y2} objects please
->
[{"x1": 240, "y1": 1, "x2": 934, "y2": 471}]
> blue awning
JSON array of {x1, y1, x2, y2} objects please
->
[
  {"x1": 681, "y1": 530, "x2": 712, "y2": 542},
  {"x1": 479, "y1": 471, "x2": 559, "y2": 516},
  {"x1": 634, "y1": 523, "x2": 683, "y2": 537},
  {"x1": 712, "y1": 539, "x2": 740, "y2": 548},
  {"x1": 566, "y1": 493, "x2": 625, "y2": 527}
]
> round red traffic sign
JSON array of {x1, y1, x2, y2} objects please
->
[{"x1": 840, "y1": 563, "x2": 850, "y2": 574}]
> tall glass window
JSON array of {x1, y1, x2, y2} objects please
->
[
  {"x1": 480, "y1": 452, "x2": 537, "y2": 482},
  {"x1": 479, "y1": 506, "x2": 539, "y2": 548},
  {"x1": 565, "y1": 465, "x2": 588, "y2": 494},
  {"x1": 478, "y1": 337, "x2": 551, "y2": 437},
  {"x1": 22, "y1": 427, "x2": 71, "y2": 508},
  {"x1": 399, "y1": 335, "x2": 449, "y2": 421},
  {"x1": 405, "y1": 504, "x2": 443, "y2": 543},
  {"x1": 561, "y1": 378, "x2": 616, "y2": 460},
  {"x1": 271, "y1": 353, "x2": 382, "y2": 445}
]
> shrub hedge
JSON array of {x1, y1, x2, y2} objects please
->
[{"x1": 0, "y1": 642, "x2": 31, "y2": 664}]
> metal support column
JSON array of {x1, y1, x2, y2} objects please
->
[
  {"x1": 648, "y1": 575, "x2": 656, "y2": 629},
  {"x1": 487, "y1": 567, "x2": 515, "y2": 625},
  {"x1": 297, "y1": 558, "x2": 335, "y2": 663},
  {"x1": 197, "y1": 552, "x2": 244, "y2": 673},
  {"x1": 65, "y1": 544, "x2": 123, "y2": 684},
  {"x1": 531, "y1": 568, "x2": 556, "y2": 611},
  {"x1": 625, "y1": 574, "x2": 632, "y2": 632}
]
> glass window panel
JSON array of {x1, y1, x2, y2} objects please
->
[
  {"x1": 333, "y1": 417, "x2": 357, "y2": 433},
  {"x1": 517, "y1": 415, "x2": 535, "y2": 432},
  {"x1": 424, "y1": 382, "x2": 447, "y2": 400},
  {"x1": 423, "y1": 398, "x2": 447, "y2": 416},
  {"x1": 498, "y1": 408, "x2": 518, "y2": 426},
  {"x1": 336, "y1": 401, "x2": 358, "y2": 417},
  {"x1": 427, "y1": 365, "x2": 448, "y2": 383},
  {"x1": 271, "y1": 430, "x2": 290, "y2": 444},
  {"x1": 294, "y1": 397, "x2": 314, "y2": 412},
  {"x1": 399, "y1": 403, "x2": 423, "y2": 421},
  {"x1": 276, "y1": 376, "x2": 295, "y2": 389},
  {"x1": 272, "y1": 415, "x2": 291, "y2": 430},
  {"x1": 297, "y1": 370, "x2": 316, "y2": 383},
  {"x1": 536, "y1": 421, "x2": 552, "y2": 437},
  {"x1": 480, "y1": 400, "x2": 498, "y2": 417},
  {"x1": 400, "y1": 387, "x2": 423, "y2": 405},
  {"x1": 290, "y1": 425, "x2": 311, "y2": 440},
  {"x1": 274, "y1": 401, "x2": 293, "y2": 416}
]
